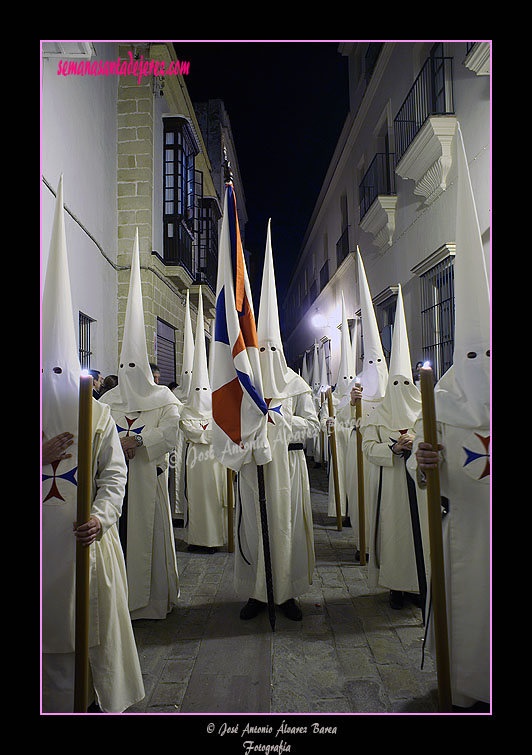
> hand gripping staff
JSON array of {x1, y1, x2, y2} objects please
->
[
  {"x1": 73, "y1": 373, "x2": 92, "y2": 712},
  {"x1": 420, "y1": 364, "x2": 452, "y2": 713}
]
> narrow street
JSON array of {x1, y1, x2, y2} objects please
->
[{"x1": 126, "y1": 460, "x2": 437, "y2": 716}]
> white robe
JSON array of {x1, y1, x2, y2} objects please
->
[
  {"x1": 363, "y1": 419, "x2": 430, "y2": 593},
  {"x1": 235, "y1": 390, "x2": 318, "y2": 605},
  {"x1": 408, "y1": 419, "x2": 490, "y2": 706},
  {"x1": 181, "y1": 417, "x2": 227, "y2": 547},
  {"x1": 42, "y1": 400, "x2": 145, "y2": 713},
  {"x1": 107, "y1": 402, "x2": 180, "y2": 620}
]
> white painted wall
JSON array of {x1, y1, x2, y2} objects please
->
[
  {"x1": 41, "y1": 42, "x2": 120, "y2": 377},
  {"x1": 284, "y1": 41, "x2": 490, "y2": 384}
]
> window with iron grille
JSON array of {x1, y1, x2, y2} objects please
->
[
  {"x1": 419, "y1": 256, "x2": 455, "y2": 380},
  {"x1": 197, "y1": 195, "x2": 218, "y2": 293},
  {"x1": 156, "y1": 318, "x2": 176, "y2": 386},
  {"x1": 79, "y1": 312, "x2": 94, "y2": 370},
  {"x1": 163, "y1": 118, "x2": 197, "y2": 271}
]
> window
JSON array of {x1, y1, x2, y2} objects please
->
[
  {"x1": 163, "y1": 117, "x2": 199, "y2": 269},
  {"x1": 197, "y1": 195, "x2": 219, "y2": 292},
  {"x1": 156, "y1": 318, "x2": 176, "y2": 386},
  {"x1": 79, "y1": 312, "x2": 94, "y2": 370},
  {"x1": 419, "y1": 256, "x2": 455, "y2": 379}
]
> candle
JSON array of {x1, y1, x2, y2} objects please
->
[
  {"x1": 74, "y1": 372, "x2": 93, "y2": 712},
  {"x1": 354, "y1": 383, "x2": 366, "y2": 566},
  {"x1": 326, "y1": 387, "x2": 342, "y2": 531},
  {"x1": 419, "y1": 363, "x2": 452, "y2": 712}
]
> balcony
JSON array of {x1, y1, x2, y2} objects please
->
[
  {"x1": 320, "y1": 260, "x2": 329, "y2": 291},
  {"x1": 394, "y1": 55, "x2": 457, "y2": 206},
  {"x1": 336, "y1": 227, "x2": 349, "y2": 268},
  {"x1": 359, "y1": 152, "x2": 398, "y2": 252}
]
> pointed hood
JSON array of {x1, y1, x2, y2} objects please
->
[
  {"x1": 352, "y1": 247, "x2": 388, "y2": 403},
  {"x1": 181, "y1": 287, "x2": 212, "y2": 421},
  {"x1": 173, "y1": 289, "x2": 194, "y2": 402},
  {"x1": 369, "y1": 284, "x2": 421, "y2": 431},
  {"x1": 434, "y1": 123, "x2": 490, "y2": 429},
  {"x1": 351, "y1": 316, "x2": 358, "y2": 377},
  {"x1": 101, "y1": 229, "x2": 180, "y2": 413},
  {"x1": 257, "y1": 219, "x2": 309, "y2": 399},
  {"x1": 311, "y1": 342, "x2": 321, "y2": 398},
  {"x1": 335, "y1": 292, "x2": 356, "y2": 398},
  {"x1": 42, "y1": 175, "x2": 82, "y2": 440},
  {"x1": 319, "y1": 342, "x2": 329, "y2": 395},
  {"x1": 301, "y1": 350, "x2": 310, "y2": 387}
]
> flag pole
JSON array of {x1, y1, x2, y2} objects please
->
[
  {"x1": 257, "y1": 465, "x2": 276, "y2": 632},
  {"x1": 74, "y1": 372, "x2": 93, "y2": 712},
  {"x1": 226, "y1": 468, "x2": 234, "y2": 552},
  {"x1": 354, "y1": 383, "x2": 366, "y2": 566},
  {"x1": 326, "y1": 388, "x2": 342, "y2": 531},
  {"x1": 419, "y1": 364, "x2": 452, "y2": 713},
  {"x1": 222, "y1": 151, "x2": 274, "y2": 631}
]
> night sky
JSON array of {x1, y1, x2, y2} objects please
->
[{"x1": 173, "y1": 40, "x2": 350, "y2": 326}]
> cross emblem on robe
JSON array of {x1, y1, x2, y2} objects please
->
[
  {"x1": 266, "y1": 398, "x2": 283, "y2": 424},
  {"x1": 116, "y1": 416, "x2": 145, "y2": 436},
  {"x1": 463, "y1": 433, "x2": 490, "y2": 480},
  {"x1": 42, "y1": 460, "x2": 78, "y2": 503}
]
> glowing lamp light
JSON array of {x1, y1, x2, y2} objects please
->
[
  {"x1": 422, "y1": 361, "x2": 431, "y2": 370},
  {"x1": 312, "y1": 312, "x2": 328, "y2": 329}
]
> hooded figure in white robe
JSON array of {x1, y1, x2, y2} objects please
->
[
  {"x1": 100, "y1": 229, "x2": 181, "y2": 620},
  {"x1": 342, "y1": 249, "x2": 389, "y2": 554},
  {"x1": 316, "y1": 345, "x2": 331, "y2": 465},
  {"x1": 362, "y1": 286, "x2": 429, "y2": 606},
  {"x1": 325, "y1": 293, "x2": 356, "y2": 519},
  {"x1": 408, "y1": 124, "x2": 490, "y2": 708},
  {"x1": 300, "y1": 351, "x2": 312, "y2": 453},
  {"x1": 236, "y1": 220, "x2": 319, "y2": 618},
  {"x1": 170, "y1": 289, "x2": 194, "y2": 518},
  {"x1": 309, "y1": 342, "x2": 323, "y2": 463},
  {"x1": 42, "y1": 177, "x2": 144, "y2": 713},
  {"x1": 180, "y1": 288, "x2": 227, "y2": 550}
]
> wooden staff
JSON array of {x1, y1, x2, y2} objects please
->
[
  {"x1": 74, "y1": 373, "x2": 93, "y2": 712},
  {"x1": 419, "y1": 364, "x2": 452, "y2": 713},
  {"x1": 354, "y1": 383, "x2": 366, "y2": 566},
  {"x1": 227, "y1": 468, "x2": 234, "y2": 552},
  {"x1": 320, "y1": 392, "x2": 326, "y2": 468},
  {"x1": 326, "y1": 388, "x2": 342, "y2": 531}
]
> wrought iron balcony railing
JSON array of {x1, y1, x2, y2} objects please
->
[
  {"x1": 359, "y1": 152, "x2": 396, "y2": 221},
  {"x1": 394, "y1": 55, "x2": 454, "y2": 164}
]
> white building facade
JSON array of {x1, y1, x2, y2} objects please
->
[
  {"x1": 282, "y1": 41, "x2": 490, "y2": 384},
  {"x1": 41, "y1": 41, "x2": 247, "y2": 384}
]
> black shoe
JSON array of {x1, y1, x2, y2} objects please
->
[
  {"x1": 389, "y1": 590, "x2": 404, "y2": 609},
  {"x1": 187, "y1": 544, "x2": 218, "y2": 553},
  {"x1": 405, "y1": 592, "x2": 424, "y2": 608},
  {"x1": 280, "y1": 598, "x2": 302, "y2": 621},
  {"x1": 342, "y1": 517, "x2": 352, "y2": 527},
  {"x1": 240, "y1": 598, "x2": 266, "y2": 620}
]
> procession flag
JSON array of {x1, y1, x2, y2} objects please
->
[{"x1": 211, "y1": 181, "x2": 271, "y2": 472}]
